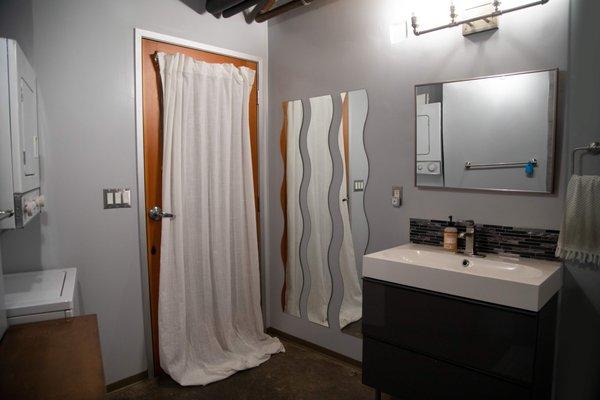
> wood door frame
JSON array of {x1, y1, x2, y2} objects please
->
[{"x1": 133, "y1": 29, "x2": 269, "y2": 377}]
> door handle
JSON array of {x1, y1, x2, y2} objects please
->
[
  {"x1": 148, "y1": 206, "x2": 175, "y2": 221},
  {"x1": 0, "y1": 209, "x2": 14, "y2": 222}
]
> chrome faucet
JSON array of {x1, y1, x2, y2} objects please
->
[{"x1": 459, "y1": 220, "x2": 477, "y2": 256}]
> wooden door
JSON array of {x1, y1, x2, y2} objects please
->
[{"x1": 141, "y1": 38, "x2": 259, "y2": 374}]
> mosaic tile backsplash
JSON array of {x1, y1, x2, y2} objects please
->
[{"x1": 409, "y1": 218, "x2": 559, "y2": 261}]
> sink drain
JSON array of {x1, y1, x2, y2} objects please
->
[{"x1": 462, "y1": 259, "x2": 470, "y2": 267}]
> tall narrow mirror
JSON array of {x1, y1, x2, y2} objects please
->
[
  {"x1": 339, "y1": 90, "x2": 369, "y2": 338},
  {"x1": 306, "y1": 95, "x2": 334, "y2": 327},
  {"x1": 281, "y1": 100, "x2": 304, "y2": 318}
]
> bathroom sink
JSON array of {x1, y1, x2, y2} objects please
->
[{"x1": 363, "y1": 243, "x2": 562, "y2": 311}]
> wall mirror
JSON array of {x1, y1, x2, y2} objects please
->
[
  {"x1": 281, "y1": 99, "x2": 304, "y2": 318},
  {"x1": 338, "y1": 89, "x2": 368, "y2": 338},
  {"x1": 415, "y1": 69, "x2": 558, "y2": 193},
  {"x1": 280, "y1": 90, "x2": 369, "y2": 333},
  {"x1": 305, "y1": 94, "x2": 334, "y2": 327}
]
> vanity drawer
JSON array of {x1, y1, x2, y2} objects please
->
[
  {"x1": 363, "y1": 337, "x2": 530, "y2": 400},
  {"x1": 363, "y1": 278, "x2": 539, "y2": 384}
]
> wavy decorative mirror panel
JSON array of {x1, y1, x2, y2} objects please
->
[
  {"x1": 306, "y1": 95, "x2": 334, "y2": 327},
  {"x1": 338, "y1": 90, "x2": 369, "y2": 338},
  {"x1": 280, "y1": 100, "x2": 304, "y2": 318}
]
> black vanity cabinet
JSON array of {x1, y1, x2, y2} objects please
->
[{"x1": 362, "y1": 278, "x2": 558, "y2": 400}]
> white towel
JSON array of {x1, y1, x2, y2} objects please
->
[{"x1": 556, "y1": 175, "x2": 600, "y2": 265}]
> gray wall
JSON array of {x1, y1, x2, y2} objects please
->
[
  {"x1": 0, "y1": 0, "x2": 268, "y2": 385},
  {"x1": 267, "y1": 0, "x2": 570, "y2": 369},
  {"x1": 0, "y1": 0, "x2": 34, "y2": 61},
  {"x1": 554, "y1": 0, "x2": 600, "y2": 398}
]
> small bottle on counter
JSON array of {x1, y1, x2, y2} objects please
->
[{"x1": 443, "y1": 216, "x2": 458, "y2": 252}]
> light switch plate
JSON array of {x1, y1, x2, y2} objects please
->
[
  {"x1": 353, "y1": 180, "x2": 365, "y2": 192},
  {"x1": 103, "y1": 188, "x2": 131, "y2": 209}
]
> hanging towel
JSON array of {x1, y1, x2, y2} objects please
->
[{"x1": 556, "y1": 175, "x2": 600, "y2": 265}]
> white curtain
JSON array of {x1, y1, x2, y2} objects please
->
[
  {"x1": 338, "y1": 93, "x2": 362, "y2": 328},
  {"x1": 285, "y1": 100, "x2": 304, "y2": 317},
  {"x1": 157, "y1": 52, "x2": 283, "y2": 386},
  {"x1": 306, "y1": 95, "x2": 333, "y2": 327}
]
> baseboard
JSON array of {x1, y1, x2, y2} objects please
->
[
  {"x1": 266, "y1": 327, "x2": 362, "y2": 368},
  {"x1": 106, "y1": 371, "x2": 148, "y2": 393}
]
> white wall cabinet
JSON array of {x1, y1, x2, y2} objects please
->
[{"x1": 0, "y1": 38, "x2": 43, "y2": 229}]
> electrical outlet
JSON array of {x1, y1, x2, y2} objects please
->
[{"x1": 392, "y1": 186, "x2": 402, "y2": 207}]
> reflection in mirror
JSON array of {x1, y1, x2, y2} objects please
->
[
  {"x1": 306, "y1": 95, "x2": 334, "y2": 327},
  {"x1": 339, "y1": 90, "x2": 368, "y2": 338},
  {"x1": 415, "y1": 69, "x2": 557, "y2": 192},
  {"x1": 281, "y1": 100, "x2": 304, "y2": 317}
]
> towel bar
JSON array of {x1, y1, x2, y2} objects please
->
[
  {"x1": 464, "y1": 158, "x2": 537, "y2": 169},
  {"x1": 571, "y1": 141, "x2": 600, "y2": 175}
]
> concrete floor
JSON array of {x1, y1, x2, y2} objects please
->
[{"x1": 108, "y1": 338, "x2": 388, "y2": 400}]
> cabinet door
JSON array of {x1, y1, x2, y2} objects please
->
[
  {"x1": 363, "y1": 278, "x2": 538, "y2": 384},
  {"x1": 19, "y1": 75, "x2": 38, "y2": 179},
  {"x1": 363, "y1": 337, "x2": 531, "y2": 400}
]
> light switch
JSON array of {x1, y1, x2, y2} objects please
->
[
  {"x1": 103, "y1": 188, "x2": 132, "y2": 209},
  {"x1": 353, "y1": 180, "x2": 365, "y2": 192},
  {"x1": 122, "y1": 189, "x2": 131, "y2": 205}
]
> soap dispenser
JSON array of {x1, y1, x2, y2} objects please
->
[{"x1": 443, "y1": 216, "x2": 458, "y2": 252}]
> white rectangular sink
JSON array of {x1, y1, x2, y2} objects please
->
[{"x1": 363, "y1": 243, "x2": 562, "y2": 311}]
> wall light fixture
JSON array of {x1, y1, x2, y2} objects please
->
[{"x1": 411, "y1": 0, "x2": 550, "y2": 37}]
